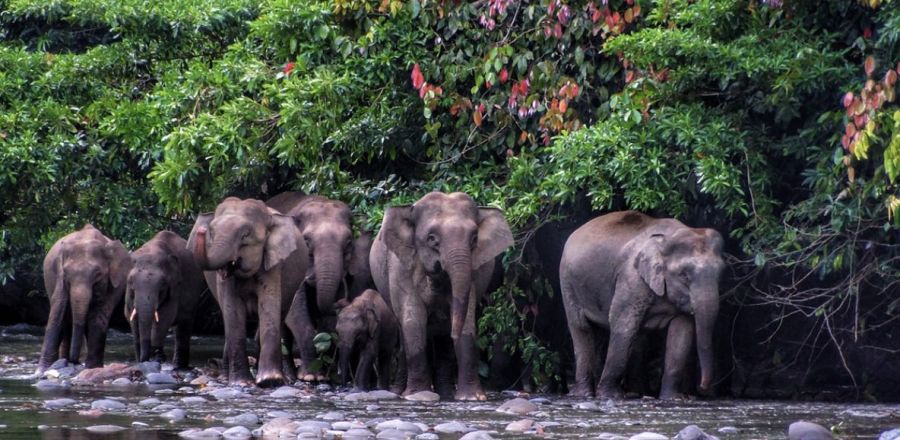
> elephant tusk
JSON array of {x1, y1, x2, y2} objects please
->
[
  {"x1": 129, "y1": 309, "x2": 137, "y2": 321},
  {"x1": 154, "y1": 311, "x2": 159, "y2": 322}
]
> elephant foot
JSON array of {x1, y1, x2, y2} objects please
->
[
  {"x1": 658, "y1": 390, "x2": 688, "y2": 401},
  {"x1": 568, "y1": 383, "x2": 594, "y2": 398},
  {"x1": 454, "y1": 388, "x2": 487, "y2": 401},
  {"x1": 256, "y1": 371, "x2": 287, "y2": 388},
  {"x1": 596, "y1": 385, "x2": 624, "y2": 400}
]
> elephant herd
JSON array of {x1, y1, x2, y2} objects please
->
[{"x1": 36, "y1": 191, "x2": 726, "y2": 401}]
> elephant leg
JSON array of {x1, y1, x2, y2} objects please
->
[
  {"x1": 376, "y1": 347, "x2": 393, "y2": 391},
  {"x1": 255, "y1": 279, "x2": 286, "y2": 388},
  {"x1": 222, "y1": 288, "x2": 253, "y2": 385},
  {"x1": 597, "y1": 326, "x2": 640, "y2": 399},
  {"x1": 400, "y1": 306, "x2": 431, "y2": 395},
  {"x1": 626, "y1": 333, "x2": 650, "y2": 397},
  {"x1": 354, "y1": 344, "x2": 377, "y2": 391},
  {"x1": 57, "y1": 316, "x2": 72, "y2": 365},
  {"x1": 390, "y1": 344, "x2": 407, "y2": 395},
  {"x1": 567, "y1": 321, "x2": 597, "y2": 397},
  {"x1": 433, "y1": 336, "x2": 456, "y2": 399},
  {"x1": 173, "y1": 319, "x2": 193, "y2": 370},
  {"x1": 454, "y1": 289, "x2": 485, "y2": 401},
  {"x1": 660, "y1": 316, "x2": 694, "y2": 400},
  {"x1": 285, "y1": 286, "x2": 316, "y2": 381},
  {"x1": 84, "y1": 316, "x2": 109, "y2": 369},
  {"x1": 281, "y1": 325, "x2": 298, "y2": 380}
]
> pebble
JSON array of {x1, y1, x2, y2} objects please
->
[
  {"x1": 376, "y1": 429, "x2": 415, "y2": 439},
  {"x1": 191, "y1": 375, "x2": 211, "y2": 385},
  {"x1": 629, "y1": 433, "x2": 669, "y2": 440},
  {"x1": 222, "y1": 426, "x2": 252, "y2": 439},
  {"x1": 366, "y1": 405, "x2": 381, "y2": 412},
  {"x1": 880, "y1": 429, "x2": 900, "y2": 440},
  {"x1": 132, "y1": 422, "x2": 149, "y2": 428},
  {"x1": 147, "y1": 372, "x2": 177, "y2": 384},
  {"x1": 152, "y1": 404, "x2": 177, "y2": 412},
  {"x1": 91, "y1": 399, "x2": 127, "y2": 410},
  {"x1": 375, "y1": 420, "x2": 423, "y2": 434},
  {"x1": 345, "y1": 390, "x2": 400, "y2": 401},
  {"x1": 161, "y1": 408, "x2": 187, "y2": 422},
  {"x1": 178, "y1": 428, "x2": 223, "y2": 438},
  {"x1": 597, "y1": 434, "x2": 629, "y2": 440},
  {"x1": 675, "y1": 425, "x2": 720, "y2": 440},
  {"x1": 403, "y1": 391, "x2": 440, "y2": 402},
  {"x1": 496, "y1": 397, "x2": 537, "y2": 415},
  {"x1": 434, "y1": 421, "x2": 474, "y2": 434},
  {"x1": 459, "y1": 431, "x2": 495, "y2": 440},
  {"x1": 505, "y1": 419, "x2": 534, "y2": 432},
  {"x1": 224, "y1": 413, "x2": 259, "y2": 427},
  {"x1": 316, "y1": 411, "x2": 345, "y2": 421},
  {"x1": 416, "y1": 434, "x2": 439, "y2": 440},
  {"x1": 210, "y1": 388, "x2": 250, "y2": 400},
  {"x1": 259, "y1": 418, "x2": 301, "y2": 436},
  {"x1": 529, "y1": 397, "x2": 551, "y2": 404},
  {"x1": 111, "y1": 377, "x2": 132, "y2": 385},
  {"x1": 49, "y1": 359, "x2": 69, "y2": 369},
  {"x1": 44, "y1": 398, "x2": 77, "y2": 409},
  {"x1": 334, "y1": 421, "x2": 368, "y2": 431},
  {"x1": 788, "y1": 421, "x2": 833, "y2": 440},
  {"x1": 34, "y1": 379, "x2": 70, "y2": 390},
  {"x1": 139, "y1": 398, "x2": 161, "y2": 407},
  {"x1": 344, "y1": 428, "x2": 375, "y2": 439},
  {"x1": 717, "y1": 427, "x2": 739, "y2": 434},
  {"x1": 181, "y1": 396, "x2": 208, "y2": 405},
  {"x1": 155, "y1": 389, "x2": 175, "y2": 395},
  {"x1": 316, "y1": 384, "x2": 332, "y2": 392},
  {"x1": 268, "y1": 386, "x2": 300, "y2": 399},
  {"x1": 267, "y1": 410, "x2": 293, "y2": 418},
  {"x1": 138, "y1": 361, "x2": 162, "y2": 374},
  {"x1": 85, "y1": 425, "x2": 127, "y2": 434},
  {"x1": 296, "y1": 420, "x2": 332, "y2": 436},
  {"x1": 574, "y1": 401, "x2": 602, "y2": 410}
]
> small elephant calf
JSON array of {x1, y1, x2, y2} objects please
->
[{"x1": 336, "y1": 289, "x2": 400, "y2": 391}]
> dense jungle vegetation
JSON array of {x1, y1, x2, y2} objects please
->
[{"x1": 1, "y1": 0, "x2": 899, "y2": 398}]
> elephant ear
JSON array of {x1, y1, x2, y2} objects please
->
[
  {"x1": 636, "y1": 233, "x2": 667, "y2": 297},
  {"x1": 347, "y1": 231, "x2": 372, "y2": 280},
  {"x1": 365, "y1": 306, "x2": 378, "y2": 339},
  {"x1": 473, "y1": 207, "x2": 514, "y2": 270},
  {"x1": 166, "y1": 254, "x2": 183, "y2": 287},
  {"x1": 186, "y1": 213, "x2": 214, "y2": 254},
  {"x1": 381, "y1": 206, "x2": 415, "y2": 260},
  {"x1": 264, "y1": 211, "x2": 299, "y2": 271},
  {"x1": 105, "y1": 240, "x2": 132, "y2": 290}
]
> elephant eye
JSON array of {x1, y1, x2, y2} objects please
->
[
  {"x1": 679, "y1": 270, "x2": 691, "y2": 282},
  {"x1": 427, "y1": 233, "x2": 439, "y2": 247},
  {"x1": 470, "y1": 233, "x2": 478, "y2": 249},
  {"x1": 344, "y1": 239, "x2": 353, "y2": 253}
]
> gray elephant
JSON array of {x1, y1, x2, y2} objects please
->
[
  {"x1": 38, "y1": 224, "x2": 132, "y2": 373},
  {"x1": 336, "y1": 289, "x2": 400, "y2": 391},
  {"x1": 124, "y1": 231, "x2": 205, "y2": 369},
  {"x1": 370, "y1": 192, "x2": 514, "y2": 400},
  {"x1": 187, "y1": 197, "x2": 306, "y2": 387},
  {"x1": 560, "y1": 211, "x2": 724, "y2": 399},
  {"x1": 266, "y1": 192, "x2": 372, "y2": 379}
]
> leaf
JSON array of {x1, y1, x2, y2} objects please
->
[
  {"x1": 865, "y1": 56, "x2": 875, "y2": 77},
  {"x1": 842, "y1": 92, "x2": 854, "y2": 108},
  {"x1": 410, "y1": 0, "x2": 420, "y2": 18},
  {"x1": 411, "y1": 63, "x2": 425, "y2": 90}
]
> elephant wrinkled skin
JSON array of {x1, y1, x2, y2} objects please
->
[
  {"x1": 369, "y1": 192, "x2": 513, "y2": 400},
  {"x1": 125, "y1": 231, "x2": 205, "y2": 368},
  {"x1": 560, "y1": 211, "x2": 724, "y2": 400},
  {"x1": 38, "y1": 224, "x2": 132, "y2": 373}
]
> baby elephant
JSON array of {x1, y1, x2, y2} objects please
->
[
  {"x1": 125, "y1": 231, "x2": 205, "y2": 369},
  {"x1": 336, "y1": 289, "x2": 400, "y2": 391}
]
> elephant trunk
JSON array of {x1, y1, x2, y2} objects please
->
[
  {"x1": 135, "y1": 288, "x2": 157, "y2": 362},
  {"x1": 691, "y1": 284, "x2": 719, "y2": 392},
  {"x1": 443, "y1": 246, "x2": 473, "y2": 341},
  {"x1": 68, "y1": 283, "x2": 92, "y2": 364},
  {"x1": 315, "y1": 251, "x2": 344, "y2": 315},
  {"x1": 193, "y1": 227, "x2": 235, "y2": 271}
]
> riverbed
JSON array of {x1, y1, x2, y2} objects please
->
[{"x1": 0, "y1": 326, "x2": 897, "y2": 439}]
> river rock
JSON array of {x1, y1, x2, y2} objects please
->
[
  {"x1": 573, "y1": 401, "x2": 602, "y2": 410},
  {"x1": 222, "y1": 426, "x2": 252, "y2": 439},
  {"x1": 181, "y1": 396, "x2": 208, "y2": 405},
  {"x1": 152, "y1": 404, "x2": 177, "y2": 412},
  {"x1": 139, "y1": 398, "x2": 161, "y2": 407},
  {"x1": 880, "y1": 429, "x2": 900, "y2": 440},
  {"x1": 267, "y1": 410, "x2": 293, "y2": 418},
  {"x1": 268, "y1": 386, "x2": 300, "y2": 399},
  {"x1": 376, "y1": 429, "x2": 415, "y2": 439},
  {"x1": 224, "y1": 413, "x2": 259, "y2": 427},
  {"x1": 346, "y1": 390, "x2": 400, "y2": 401},
  {"x1": 210, "y1": 388, "x2": 250, "y2": 400},
  {"x1": 34, "y1": 379, "x2": 70, "y2": 390},
  {"x1": 155, "y1": 389, "x2": 175, "y2": 395},
  {"x1": 375, "y1": 420, "x2": 423, "y2": 434},
  {"x1": 147, "y1": 372, "x2": 177, "y2": 384},
  {"x1": 415, "y1": 434, "x2": 439, "y2": 440},
  {"x1": 496, "y1": 398, "x2": 537, "y2": 415},
  {"x1": 788, "y1": 421, "x2": 833, "y2": 440},
  {"x1": 191, "y1": 375, "x2": 211, "y2": 385},
  {"x1": 85, "y1": 425, "x2": 127, "y2": 434},
  {"x1": 334, "y1": 421, "x2": 368, "y2": 431},
  {"x1": 91, "y1": 399, "x2": 126, "y2": 411},
  {"x1": 44, "y1": 398, "x2": 77, "y2": 409},
  {"x1": 49, "y1": 358, "x2": 68, "y2": 369},
  {"x1": 459, "y1": 431, "x2": 495, "y2": 440},
  {"x1": 259, "y1": 417, "x2": 301, "y2": 436},
  {"x1": 629, "y1": 433, "x2": 669, "y2": 440},
  {"x1": 316, "y1": 411, "x2": 345, "y2": 421},
  {"x1": 178, "y1": 428, "x2": 223, "y2": 438},
  {"x1": 45, "y1": 366, "x2": 76, "y2": 378},
  {"x1": 161, "y1": 408, "x2": 187, "y2": 422},
  {"x1": 717, "y1": 427, "x2": 739, "y2": 434},
  {"x1": 75, "y1": 363, "x2": 136, "y2": 383},
  {"x1": 132, "y1": 422, "x2": 149, "y2": 428},
  {"x1": 344, "y1": 428, "x2": 376, "y2": 439},
  {"x1": 597, "y1": 434, "x2": 629, "y2": 440},
  {"x1": 296, "y1": 420, "x2": 332, "y2": 435},
  {"x1": 111, "y1": 377, "x2": 132, "y2": 385},
  {"x1": 138, "y1": 361, "x2": 162, "y2": 374},
  {"x1": 675, "y1": 425, "x2": 720, "y2": 440},
  {"x1": 403, "y1": 391, "x2": 440, "y2": 402},
  {"x1": 505, "y1": 419, "x2": 534, "y2": 432},
  {"x1": 434, "y1": 421, "x2": 474, "y2": 434}
]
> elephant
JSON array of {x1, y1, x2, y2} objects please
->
[
  {"x1": 559, "y1": 210, "x2": 724, "y2": 399},
  {"x1": 187, "y1": 197, "x2": 306, "y2": 387},
  {"x1": 124, "y1": 231, "x2": 205, "y2": 369},
  {"x1": 336, "y1": 289, "x2": 400, "y2": 391},
  {"x1": 265, "y1": 191, "x2": 372, "y2": 379},
  {"x1": 37, "y1": 224, "x2": 132, "y2": 373},
  {"x1": 370, "y1": 191, "x2": 514, "y2": 400}
]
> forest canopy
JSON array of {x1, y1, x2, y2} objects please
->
[{"x1": 1, "y1": 0, "x2": 898, "y2": 393}]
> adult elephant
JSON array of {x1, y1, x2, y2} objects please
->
[
  {"x1": 188, "y1": 197, "x2": 306, "y2": 387},
  {"x1": 560, "y1": 211, "x2": 724, "y2": 399},
  {"x1": 266, "y1": 192, "x2": 372, "y2": 379},
  {"x1": 370, "y1": 192, "x2": 513, "y2": 400},
  {"x1": 125, "y1": 231, "x2": 205, "y2": 369},
  {"x1": 38, "y1": 224, "x2": 132, "y2": 373}
]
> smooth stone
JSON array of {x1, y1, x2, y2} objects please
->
[
  {"x1": 434, "y1": 421, "x2": 474, "y2": 434},
  {"x1": 376, "y1": 429, "x2": 415, "y2": 439},
  {"x1": 210, "y1": 388, "x2": 250, "y2": 400},
  {"x1": 629, "y1": 434, "x2": 669, "y2": 440},
  {"x1": 375, "y1": 420, "x2": 422, "y2": 434},
  {"x1": 316, "y1": 411, "x2": 345, "y2": 421},
  {"x1": 224, "y1": 413, "x2": 259, "y2": 427},
  {"x1": 574, "y1": 401, "x2": 601, "y2": 410},
  {"x1": 345, "y1": 390, "x2": 400, "y2": 401},
  {"x1": 191, "y1": 375, "x2": 211, "y2": 385},
  {"x1": 365, "y1": 405, "x2": 381, "y2": 412},
  {"x1": 152, "y1": 404, "x2": 177, "y2": 412},
  {"x1": 295, "y1": 420, "x2": 332, "y2": 434},
  {"x1": 147, "y1": 372, "x2": 177, "y2": 384},
  {"x1": 44, "y1": 398, "x2": 77, "y2": 409},
  {"x1": 316, "y1": 384, "x2": 332, "y2": 392},
  {"x1": 223, "y1": 426, "x2": 252, "y2": 439},
  {"x1": 344, "y1": 428, "x2": 375, "y2": 439},
  {"x1": 268, "y1": 386, "x2": 300, "y2": 398},
  {"x1": 267, "y1": 410, "x2": 293, "y2": 418},
  {"x1": 675, "y1": 425, "x2": 720, "y2": 440},
  {"x1": 34, "y1": 379, "x2": 70, "y2": 390},
  {"x1": 155, "y1": 389, "x2": 175, "y2": 395},
  {"x1": 86, "y1": 425, "x2": 127, "y2": 434},
  {"x1": 179, "y1": 386, "x2": 195, "y2": 393},
  {"x1": 597, "y1": 434, "x2": 629, "y2": 440},
  {"x1": 139, "y1": 398, "x2": 161, "y2": 407},
  {"x1": 49, "y1": 359, "x2": 69, "y2": 369},
  {"x1": 178, "y1": 428, "x2": 222, "y2": 438},
  {"x1": 132, "y1": 422, "x2": 150, "y2": 428},
  {"x1": 505, "y1": 419, "x2": 533, "y2": 432},
  {"x1": 496, "y1": 398, "x2": 537, "y2": 415},
  {"x1": 181, "y1": 396, "x2": 208, "y2": 404},
  {"x1": 529, "y1": 397, "x2": 551, "y2": 404},
  {"x1": 403, "y1": 391, "x2": 440, "y2": 402},
  {"x1": 334, "y1": 421, "x2": 368, "y2": 431},
  {"x1": 788, "y1": 421, "x2": 833, "y2": 440},
  {"x1": 111, "y1": 377, "x2": 132, "y2": 385},
  {"x1": 161, "y1": 408, "x2": 187, "y2": 422},
  {"x1": 91, "y1": 399, "x2": 127, "y2": 410},
  {"x1": 459, "y1": 431, "x2": 495, "y2": 440},
  {"x1": 717, "y1": 427, "x2": 739, "y2": 434},
  {"x1": 138, "y1": 361, "x2": 162, "y2": 374},
  {"x1": 880, "y1": 429, "x2": 900, "y2": 440},
  {"x1": 260, "y1": 418, "x2": 301, "y2": 436},
  {"x1": 415, "y1": 435, "x2": 439, "y2": 440},
  {"x1": 46, "y1": 366, "x2": 76, "y2": 378}
]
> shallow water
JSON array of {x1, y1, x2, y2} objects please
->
[{"x1": 0, "y1": 326, "x2": 897, "y2": 439}]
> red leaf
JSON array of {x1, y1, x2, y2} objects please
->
[
  {"x1": 625, "y1": 70, "x2": 635, "y2": 83},
  {"x1": 633, "y1": 4, "x2": 641, "y2": 16},
  {"x1": 863, "y1": 27, "x2": 872, "y2": 39},
  {"x1": 559, "y1": 99, "x2": 568, "y2": 113},
  {"x1": 886, "y1": 69, "x2": 897, "y2": 87},
  {"x1": 411, "y1": 63, "x2": 425, "y2": 90},
  {"x1": 842, "y1": 92, "x2": 854, "y2": 108},
  {"x1": 845, "y1": 123, "x2": 856, "y2": 137},
  {"x1": 499, "y1": 68, "x2": 509, "y2": 84},
  {"x1": 624, "y1": 8, "x2": 634, "y2": 23},
  {"x1": 554, "y1": 22, "x2": 563, "y2": 39},
  {"x1": 864, "y1": 56, "x2": 875, "y2": 77},
  {"x1": 570, "y1": 83, "x2": 580, "y2": 97},
  {"x1": 474, "y1": 104, "x2": 485, "y2": 127},
  {"x1": 283, "y1": 62, "x2": 295, "y2": 75}
]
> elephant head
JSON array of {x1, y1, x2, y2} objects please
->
[
  {"x1": 125, "y1": 240, "x2": 181, "y2": 362},
  {"x1": 635, "y1": 227, "x2": 724, "y2": 392},
  {"x1": 48, "y1": 226, "x2": 130, "y2": 365},
  {"x1": 289, "y1": 196, "x2": 360, "y2": 315},
  {"x1": 335, "y1": 301, "x2": 377, "y2": 386},
  {"x1": 381, "y1": 192, "x2": 513, "y2": 340},
  {"x1": 190, "y1": 197, "x2": 298, "y2": 277}
]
